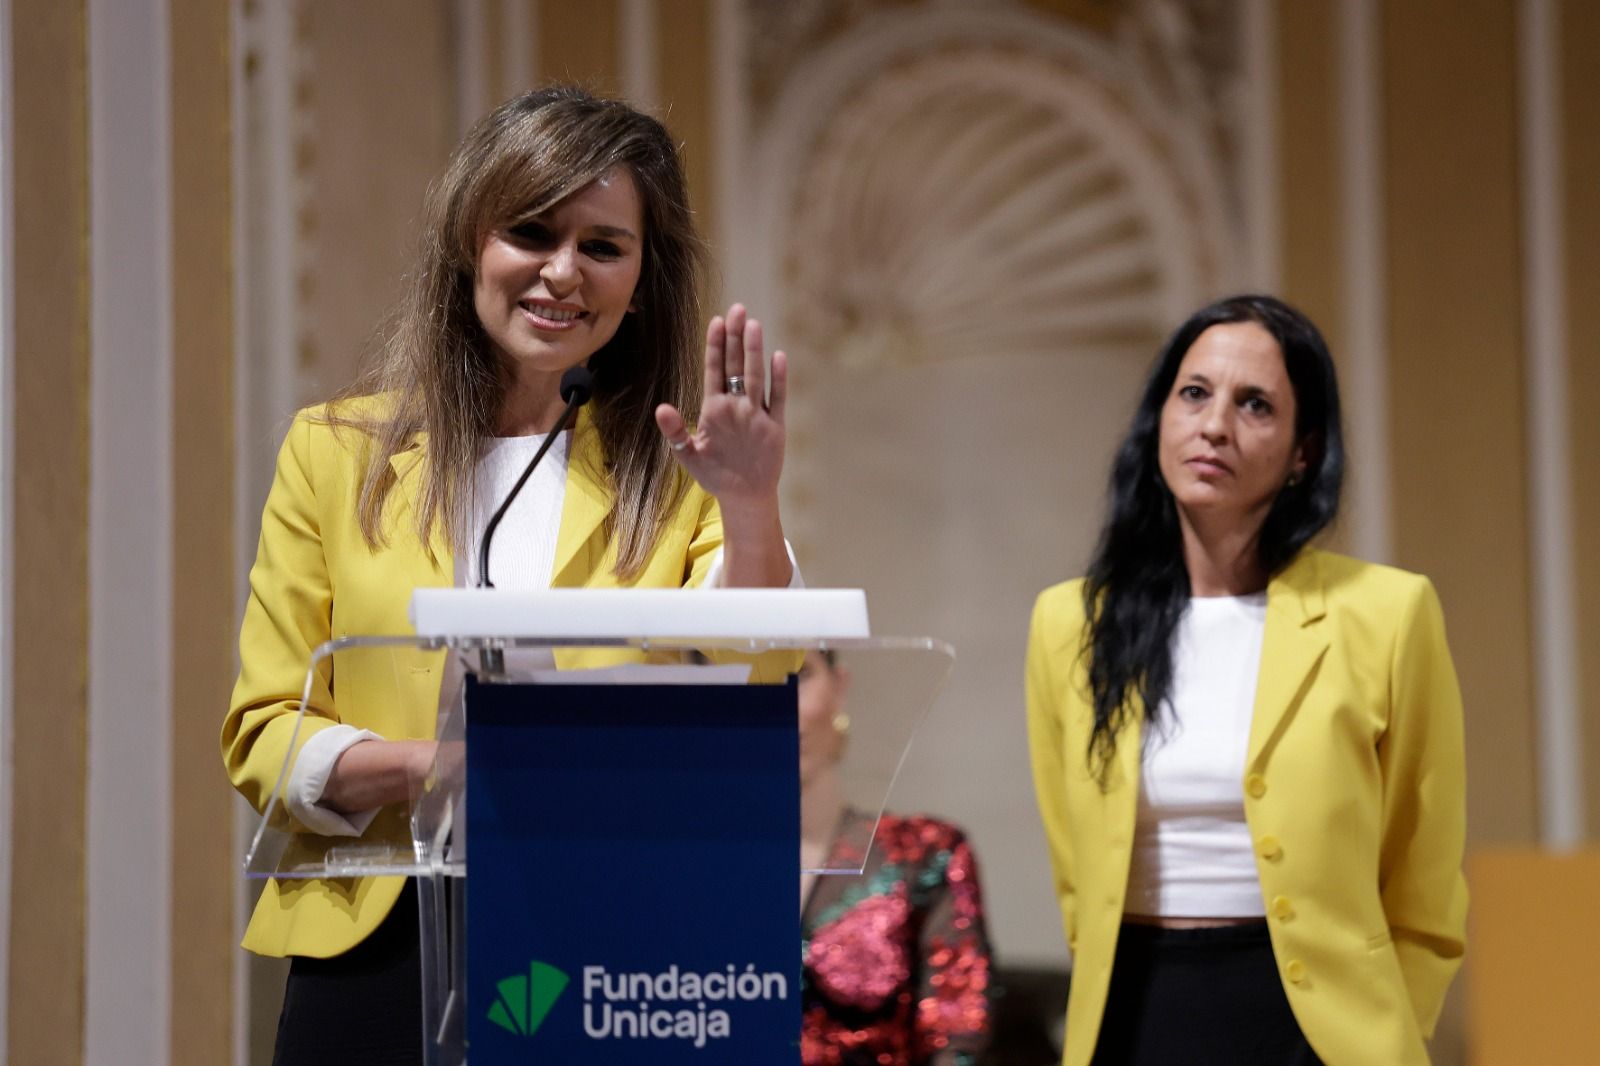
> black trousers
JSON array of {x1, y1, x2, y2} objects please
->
[
  {"x1": 272, "y1": 880, "x2": 425, "y2": 1066},
  {"x1": 1090, "y1": 922, "x2": 1323, "y2": 1066}
]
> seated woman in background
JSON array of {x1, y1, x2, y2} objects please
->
[
  {"x1": 1026, "y1": 295, "x2": 1466, "y2": 1065},
  {"x1": 798, "y1": 651, "x2": 994, "y2": 1065}
]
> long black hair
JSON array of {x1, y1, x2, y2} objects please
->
[{"x1": 1081, "y1": 294, "x2": 1344, "y2": 778}]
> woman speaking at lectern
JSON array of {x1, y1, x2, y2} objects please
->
[{"x1": 222, "y1": 86, "x2": 797, "y2": 1064}]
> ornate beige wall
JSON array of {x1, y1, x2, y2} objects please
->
[
  {"x1": 7, "y1": 1, "x2": 1596, "y2": 1063},
  {"x1": 5, "y1": 0, "x2": 236, "y2": 1063},
  {"x1": 228, "y1": 1, "x2": 1600, "y2": 1060},
  {"x1": 739, "y1": 0, "x2": 1265, "y2": 977}
]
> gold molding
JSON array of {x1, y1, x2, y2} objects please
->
[
  {"x1": 1276, "y1": 1, "x2": 1343, "y2": 353},
  {"x1": 1562, "y1": 0, "x2": 1600, "y2": 841},
  {"x1": 7, "y1": 1, "x2": 91, "y2": 1063},
  {"x1": 538, "y1": 0, "x2": 621, "y2": 99},
  {"x1": 1383, "y1": 0, "x2": 1536, "y2": 842},
  {"x1": 169, "y1": 0, "x2": 237, "y2": 1062},
  {"x1": 657, "y1": 0, "x2": 714, "y2": 253}
]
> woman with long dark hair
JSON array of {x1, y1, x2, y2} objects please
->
[
  {"x1": 223, "y1": 86, "x2": 797, "y2": 1064},
  {"x1": 1026, "y1": 295, "x2": 1466, "y2": 1065}
]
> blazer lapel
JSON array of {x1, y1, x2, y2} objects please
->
[
  {"x1": 387, "y1": 433, "x2": 453, "y2": 588},
  {"x1": 551, "y1": 406, "x2": 613, "y2": 588},
  {"x1": 387, "y1": 414, "x2": 613, "y2": 591},
  {"x1": 1247, "y1": 550, "x2": 1330, "y2": 768}
]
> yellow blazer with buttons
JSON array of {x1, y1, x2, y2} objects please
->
[
  {"x1": 223, "y1": 402, "x2": 793, "y2": 959},
  {"x1": 1025, "y1": 548, "x2": 1467, "y2": 1066}
]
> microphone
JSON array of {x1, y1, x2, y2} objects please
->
[
  {"x1": 557, "y1": 364, "x2": 594, "y2": 407},
  {"x1": 475, "y1": 364, "x2": 594, "y2": 590}
]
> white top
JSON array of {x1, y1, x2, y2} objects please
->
[
  {"x1": 1124, "y1": 592, "x2": 1268, "y2": 918},
  {"x1": 285, "y1": 432, "x2": 800, "y2": 836},
  {"x1": 466, "y1": 432, "x2": 571, "y2": 589}
]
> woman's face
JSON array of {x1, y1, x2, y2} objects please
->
[
  {"x1": 473, "y1": 167, "x2": 645, "y2": 384},
  {"x1": 1157, "y1": 322, "x2": 1306, "y2": 525},
  {"x1": 797, "y1": 653, "x2": 848, "y2": 786}
]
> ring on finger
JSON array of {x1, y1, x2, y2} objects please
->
[{"x1": 725, "y1": 375, "x2": 746, "y2": 396}]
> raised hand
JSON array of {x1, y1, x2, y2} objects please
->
[
  {"x1": 655, "y1": 304, "x2": 792, "y2": 587},
  {"x1": 655, "y1": 303, "x2": 788, "y2": 508}
]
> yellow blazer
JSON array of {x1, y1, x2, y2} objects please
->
[
  {"x1": 223, "y1": 403, "x2": 791, "y2": 958},
  {"x1": 1026, "y1": 548, "x2": 1467, "y2": 1066}
]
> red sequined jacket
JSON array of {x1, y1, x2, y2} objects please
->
[{"x1": 801, "y1": 811, "x2": 993, "y2": 1065}]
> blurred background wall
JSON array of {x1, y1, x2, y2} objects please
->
[{"x1": 3, "y1": 0, "x2": 1596, "y2": 1063}]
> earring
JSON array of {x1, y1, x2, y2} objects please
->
[
  {"x1": 831, "y1": 713, "x2": 851, "y2": 737},
  {"x1": 1286, "y1": 471, "x2": 1302, "y2": 488}
]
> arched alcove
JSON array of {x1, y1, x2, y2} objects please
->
[{"x1": 737, "y1": 3, "x2": 1243, "y2": 964}]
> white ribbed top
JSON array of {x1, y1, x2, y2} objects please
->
[
  {"x1": 466, "y1": 431, "x2": 569, "y2": 590},
  {"x1": 1125, "y1": 593, "x2": 1268, "y2": 918}
]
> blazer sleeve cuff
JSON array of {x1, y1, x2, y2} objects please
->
[
  {"x1": 698, "y1": 541, "x2": 805, "y2": 589},
  {"x1": 284, "y1": 724, "x2": 386, "y2": 837}
]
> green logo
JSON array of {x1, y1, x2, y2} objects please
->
[{"x1": 487, "y1": 960, "x2": 570, "y2": 1037}]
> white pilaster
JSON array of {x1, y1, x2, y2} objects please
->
[
  {"x1": 1519, "y1": 0, "x2": 1583, "y2": 849},
  {"x1": 1239, "y1": 0, "x2": 1280, "y2": 292},
  {"x1": 455, "y1": 0, "x2": 489, "y2": 136},
  {"x1": 86, "y1": 0, "x2": 175, "y2": 1062},
  {"x1": 621, "y1": 0, "x2": 658, "y2": 111},
  {"x1": 230, "y1": 2, "x2": 261, "y2": 1060},
  {"x1": 503, "y1": 0, "x2": 533, "y2": 96},
  {"x1": 713, "y1": 0, "x2": 749, "y2": 312},
  {"x1": 1338, "y1": 0, "x2": 1391, "y2": 564}
]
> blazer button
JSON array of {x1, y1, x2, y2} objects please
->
[
  {"x1": 1245, "y1": 774, "x2": 1268, "y2": 799},
  {"x1": 1285, "y1": 959, "x2": 1307, "y2": 984},
  {"x1": 1257, "y1": 835, "x2": 1282, "y2": 860},
  {"x1": 1271, "y1": 895, "x2": 1294, "y2": 920}
]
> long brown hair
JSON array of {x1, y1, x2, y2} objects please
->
[{"x1": 325, "y1": 85, "x2": 707, "y2": 578}]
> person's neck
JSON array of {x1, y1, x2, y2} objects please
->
[
  {"x1": 1178, "y1": 507, "x2": 1269, "y2": 597},
  {"x1": 497, "y1": 370, "x2": 571, "y2": 436}
]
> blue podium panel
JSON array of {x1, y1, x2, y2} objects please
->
[{"x1": 465, "y1": 678, "x2": 801, "y2": 1064}]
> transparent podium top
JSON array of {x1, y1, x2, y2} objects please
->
[{"x1": 243, "y1": 634, "x2": 954, "y2": 882}]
